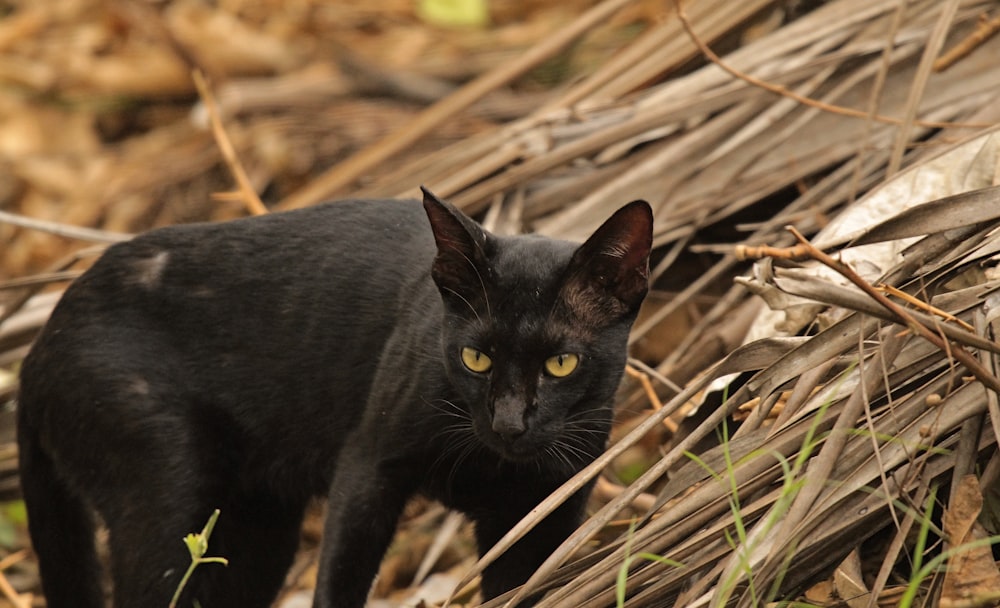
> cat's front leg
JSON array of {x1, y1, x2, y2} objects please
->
[
  {"x1": 313, "y1": 440, "x2": 415, "y2": 608},
  {"x1": 473, "y1": 482, "x2": 593, "y2": 606}
]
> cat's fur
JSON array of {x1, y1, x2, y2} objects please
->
[{"x1": 17, "y1": 189, "x2": 652, "y2": 608}]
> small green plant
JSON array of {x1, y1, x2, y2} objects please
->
[
  {"x1": 615, "y1": 520, "x2": 684, "y2": 607},
  {"x1": 169, "y1": 509, "x2": 229, "y2": 608},
  {"x1": 683, "y1": 370, "x2": 842, "y2": 606}
]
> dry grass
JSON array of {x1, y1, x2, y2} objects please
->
[{"x1": 3, "y1": 0, "x2": 1000, "y2": 606}]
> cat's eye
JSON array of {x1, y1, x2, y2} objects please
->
[
  {"x1": 461, "y1": 347, "x2": 493, "y2": 373},
  {"x1": 544, "y1": 353, "x2": 579, "y2": 378}
]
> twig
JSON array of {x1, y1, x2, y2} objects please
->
[
  {"x1": 0, "y1": 550, "x2": 29, "y2": 608},
  {"x1": 192, "y1": 69, "x2": 268, "y2": 216},
  {"x1": 848, "y1": 0, "x2": 907, "y2": 205},
  {"x1": 625, "y1": 364, "x2": 678, "y2": 433},
  {"x1": 877, "y1": 284, "x2": 976, "y2": 332},
  {"x1": 627, "y1": 357, "x2": 684, "y2": 395},
  {"x1": 0, "y1": 551, "x2": 26, "y2": 572},
  {"x1": 672, "y1": 0, "x2": 992, "y2": 131},
  {"x1": 0, "y1": 209, "x2": 129, "y2": 243},
  {"x1": 935, "y1": 11, "x2": 1000, "y2": 71},
  {"x1": 411, "y1": 511, "x2": 464, "y2": 586},
  {"x1": 0, "y1": 271, "x2": 82, "y2": 291},
  {"x1": 0, "y1": 572, "x2": 28, "y2": 608},
  {"x1": 593, "y1": 476, "x2": 657, "y2": 513},
  {"x1": 783, "y1": 226, "x2": 1000, "y2": 396},
  {"x1": 886, "y1": 0, "x2": 960, "y2": 176},
  {"x1": 734, "y1": 242, "x2": 811, "y2": 261}
]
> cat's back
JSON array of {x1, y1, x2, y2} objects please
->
[
  {"x1": 55, "y1": 198, "x2": 433, "y2": 318},
  {"x1": 22, "y1": 199, "x2": 439, "y2": 405},
  {"x1": 93, "y1": 197, "x2": 430, "y2": 289}
]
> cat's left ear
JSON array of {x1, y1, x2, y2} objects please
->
[
  {"x1": 561, "y1": 200, "x2": 653, "y2": 322},
  {"x1": 421, "y1": 187, "x2": 491, "y2": 304}
]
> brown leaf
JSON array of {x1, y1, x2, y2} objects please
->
[
  {"x1": 804, "y1": 578, "x2": 835, "y2": 604},
  {"x1": 834, "y1": 549, "x2": 872, "y2": 608},
  {"x1": 941, "y1": 475, "x2": 1000, "y2": 608}
]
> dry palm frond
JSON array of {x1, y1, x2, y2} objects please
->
[
  {"x1": 4, "y1": 0, "x2": 1000, "y2": 605},
  {"x1": 478, "y1": 130, "x2": 1000, "y2": 607}
]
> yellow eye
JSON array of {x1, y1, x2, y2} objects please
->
[
  {"x1": 544, "y1": 353, "x2": 579, "y2": 378},
  {"x1": 461, "y1": 347, "x2": 492, "y2": 373}
]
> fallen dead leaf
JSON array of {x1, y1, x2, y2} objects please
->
[
  {"x1": 834, "y1": 548, "x2": 872, "y2": 608},
  {"x1": 940, "y1": 475, "x2": 1000, "y2": 608}
]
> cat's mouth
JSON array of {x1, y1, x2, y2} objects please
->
[
  {"x1": 478, "y1": 429, "x2": 547, "y2": 462},
  {"x1": 496, "y1": 441, "x2": 541, "y2": 462}
]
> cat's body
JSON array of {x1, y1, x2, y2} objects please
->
[{"x1": 17, "y1": 191, "x2": 652, "y2": 608}]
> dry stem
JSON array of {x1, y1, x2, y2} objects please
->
[
  {"x1": 734, "y1": 242, "x2": 811, "y2": 261},
  {"x1": 0, "y1": 550, "x2": 29, "y2": 608},
  {"x1": 877, "y1": 283, "x2": 976, "y2": 332},
  {"x1": 673, "y1": 0, "x2": 992, "y2": 131},
  {"x1": 934, "y1": 11, "x2": 1000, "y2": 71},
  {"x1": 192, "y1": 69, "x2": 268, "y2": 216},
  {"x1": 783, "y1": 226, "x2": 1000, "y2": 395},
  {"x1": 625, "y1": 364, "x2": 678, "y2": 433}
]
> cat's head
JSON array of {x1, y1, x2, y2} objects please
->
[{"x1": 422, "y1": 188, "x2": 652, "y2": 468}]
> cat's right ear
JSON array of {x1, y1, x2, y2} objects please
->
[
  {"x1": 421, "y1": 187, "x2": 491, "y2": 305},
  {"x1": 559, "y1": 200, "x2": 653, "y2": 325}
]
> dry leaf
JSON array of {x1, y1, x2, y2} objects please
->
[
  {"x1": 804, "y1": 578, "x2": 835, "y2": 604},
  {"x1": 940, "y1": 475, "x2": 1000, "y2": 608},
  {"x1": 834, "y1": 549, "x2": 872, "y2": 608}
]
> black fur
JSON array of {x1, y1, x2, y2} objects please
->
[{"x1": 17, "y1": 190, "x2": 652, "y2": 607}]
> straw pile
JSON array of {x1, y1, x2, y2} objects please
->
[{"x1": 3, "y1": 0, "x2": 1000, "y2": 606}]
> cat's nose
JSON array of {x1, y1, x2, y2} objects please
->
[
  {"x1": 495, "y1": 428, "x2": 525, "y2": 444},
  {"x1": 492, "y1": 413, "x2": 526, "y2": 443}
]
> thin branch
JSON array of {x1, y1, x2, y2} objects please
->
[
  {"x1": 0, "y1": 271, "x2": 81, "y2": 291},
  {"x1": 0, "y1": 550, "x2": 29, "y2": 608},
  {"x1": 783, "y1": 226, "x2": 1000, "y2": 396},
  {"x1": 934, "y1": 11, "x2": 1000, "y2": 71},
  {"x1": 886, "y1": 0, "x2": 960, "y2": 176},
  {"x1": 877, "y1": 284, "x2": 975, "y2": 332},
  {"x1": 192, "y1": 69, "x2": 268, "y2": 216},
  {"x1": 672, "y1": 0, "x2": 993, "y2": 131},
  {"x1": 0, "y1": 551, "x2": 26, "y2": 572},
  {"x1": 625, "y1": 364, "x2": 678, "y2": 433},
  {"x1": 734, "y1": 242, "x2": 811, "y2": 261},
  {"x1": 0, "y1": 209, "x2": 129, "y2": 243},
  {"x1": 848, "y1": 0, "x2": 907, "y2": 205}
]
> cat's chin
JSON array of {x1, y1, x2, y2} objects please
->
[
  {"x1": 496, "y1": 445, "x2": 542, "y2": 463},
  {"x1": 478, "y1": 433, "x2": 546, "y2": 463}
]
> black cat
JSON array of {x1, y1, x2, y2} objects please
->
[{"x1": 17, "y1": 188, "x2": 652, "y2": 607}]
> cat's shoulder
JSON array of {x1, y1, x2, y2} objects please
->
[
  {"x1": 99, "y1": 198, "x2": 427, "y2": 258},
  {"x1": 141, "y1": 198, "x2": 423, "y2": 240}
]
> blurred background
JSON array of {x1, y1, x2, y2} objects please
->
[{"x1": 1, "y1": 0, "x2": 656, "y2": 278}]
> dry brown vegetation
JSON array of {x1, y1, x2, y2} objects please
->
[{"x1": 3, "y1": 0, "x2": 1000, "y2": 606}]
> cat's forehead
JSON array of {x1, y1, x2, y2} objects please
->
[
  {"x1": 488, "y1": 233, "x2": 577, "y2": 287},
  {"x1": 474, "y1": 234, "x2": 588, "y2": 343}
]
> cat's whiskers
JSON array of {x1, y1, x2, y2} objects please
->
[
  {"x1": 566, "y1": 406, "x2": 612, "y2": 423},
  {"x1": 423, "y1": 398, "x2": 487, "y2": 487},
  {"x1": 425, "y1": 397, "x2": 470, "y2": 419},
  {"x1": 441, "y1": 287, "x2": 482, "y2": 323},
  {"x1": 424, "y1": 399, "x2": 475, "y2": 443},
  {"x1": 447, "y1": 437, "x2": 482, "y2": 490},
  {"x1": 455, "y1": 248, "x2": 493, "y2": 323},
  {"x1": 536, "y1": 407, "x2": 614, "y2": 473},
  {"x1": 542, "y1": 444, "x2": 572, "y2": 472},
  {"x1": 552, "y1": 437, "x2": 593, "y2": 464},
  {"x1": 547, "y1": 437, "x2": 585, "y2": 468}
]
